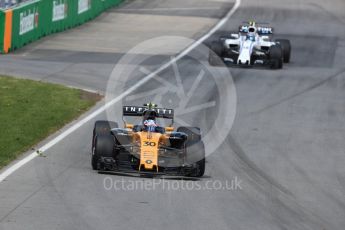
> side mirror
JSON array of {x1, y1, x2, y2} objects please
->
[
  {"x1": 231, "y1": 34, "x2": 239, "y2": 39},
  {"x1": 125, "y1": 123, "x2": 134, "y2": 129},
  {"x1": 261, "y1": 35, "x2": 270, "y2": 40},
  {"x1": 165, "y1": 127, "x2": 174, "y2": 132}
]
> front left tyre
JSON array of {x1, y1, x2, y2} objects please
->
[
  {"x1": 275, "y1": 39, "x2": 291, "y2": 63},
  {"x1": 186, "y1": 141, "x2": 205, "y2": 177},
  {"x1": 269, "y1": 45, "x2": 283, "y2": 69},
  {"x1": 177, "y1": 126, "x2": 205, "y2": 177}
]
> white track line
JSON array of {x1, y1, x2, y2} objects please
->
[{"x1": 0, "y1": 0, "x2": 241, "y2": 183}]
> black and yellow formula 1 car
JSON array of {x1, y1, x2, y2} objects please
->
[{"x1": 91, "y1": 103, "x2": 205, "y2": 178}]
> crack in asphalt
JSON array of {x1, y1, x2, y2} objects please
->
[
  {"x1": 248, "y1": 68, "x2": 345, "y2": 116},
  {"x1": 226, "y1": 135, "x2": 336, "y2": 230}
]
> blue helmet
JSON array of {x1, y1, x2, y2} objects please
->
[{"x1": 247, "y1": 33, "x2": 255, "y2": 41}]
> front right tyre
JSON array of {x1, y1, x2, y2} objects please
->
[
  {"x1": 208, "y1": 42, "x2": 224, "y2": 66},
  {"x1": 92, "y1": 134, "x2": 115, "y2": 170},
  {"x1": 92, "y1": 120, "x2": 118, "y2": 151},
  {"x1": 92, "y1": 120, "x2": 117, "y2": 170}
]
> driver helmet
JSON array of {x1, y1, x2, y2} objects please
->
[
  {"x1": 144, "y1": 119, "x2": 157, "y2": 127},
  {"x1": 246, "y1": 32, "x2": 256, "y2": 41},
  {"x1": 143, "y1": 119, "x2": 157, "y2": 132},
  {"x1": 143, "y1": 110, "x2": 158, "y2": 132}
]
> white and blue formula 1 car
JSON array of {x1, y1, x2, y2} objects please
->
[{"x1": 209, "y1": 21, "x2": 291, "y2": 69}]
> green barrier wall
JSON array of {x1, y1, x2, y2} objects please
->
[
  {"x1": 0, "y1": 11, "x2": 5, "y2": 51},
  {"x1": 7, "y1": 0, "x2": 123, "y2": 52},
  {"x1": 11, "y1": 0, "x2": 41, "y2": 50}
]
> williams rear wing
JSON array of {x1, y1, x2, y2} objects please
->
[
  {"x1": 239, "y1": 25, "x2": 274, "y2": 35},
  {"x1": 257, "y1": 26, "x2": 274, "y2": 35}
]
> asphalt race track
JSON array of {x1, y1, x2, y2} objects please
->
[{"x1": 1, "y1": 0, "x2": 345, "y2": 229}]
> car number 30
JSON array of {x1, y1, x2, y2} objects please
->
[{"x1": 143, "y1": 141, "x2": 156, "y2": 147}]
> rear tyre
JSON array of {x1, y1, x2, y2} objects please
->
[
  {"x1": 92, "y1": 120, "x2": 118, "y2": 150},
  {"x1": 92, "y1": 134, "x2": 115, "y2": 170},
  {"x1": 177, "y1": 127, "x2": 205, "y2": 177},
  {"x1": 177, "y1": 126, "x2": 201, "y2": 144},
  {"x1": 269, "y1": 45, "x2": 283, "y2": 69},
  {"x1": 275, "y1": 39, "x2": 291, "y2": 63},
  {"x1": 208, "y1": 42, "x2": 223, "y2": 66}
]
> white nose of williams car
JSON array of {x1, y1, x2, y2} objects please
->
[{"x1": 238, "y1": 40, "x2": 254, "y2": 65}]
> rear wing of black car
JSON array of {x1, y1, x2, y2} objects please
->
[{"x1": 123, "y1": 106, "x2": 174, "y2": 119}]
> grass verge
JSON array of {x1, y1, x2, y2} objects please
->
[{"x1": 0, "y1": 76, "x2": 101, "y2": 169}]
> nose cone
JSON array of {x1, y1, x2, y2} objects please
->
[
  {"x1": 238, "y1": 40, "x2": 253, "y2": 65},
  {"x1": 238, "y1": 58, "x2": 249, "y2": 65}
]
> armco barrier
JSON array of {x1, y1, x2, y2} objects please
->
[
  {"x1": 0, "y1": 10, "x2": 5, "y2": 51},
  {"x1": 0, "y1": 0, "x2": 123, "y2": 53},
  {"x1": 11, "y1": 0, "x2": 41, "y2": 50}
]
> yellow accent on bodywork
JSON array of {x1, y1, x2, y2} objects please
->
[
  {"x1": 125, "y1": 123, "x2": 134, "y2": 129},
  {"x1": 165, "y1": 127, "x2": 174, "y2": 132},
  {"x1": 138, "y1": 132, "x2": 161, "y2": 170},
  {"x1": 134, "y1": 131, "x2": 170, "y2": 171},
  {"x1": 3, "y1": 10, "x2": 13, "y2": 53}
]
